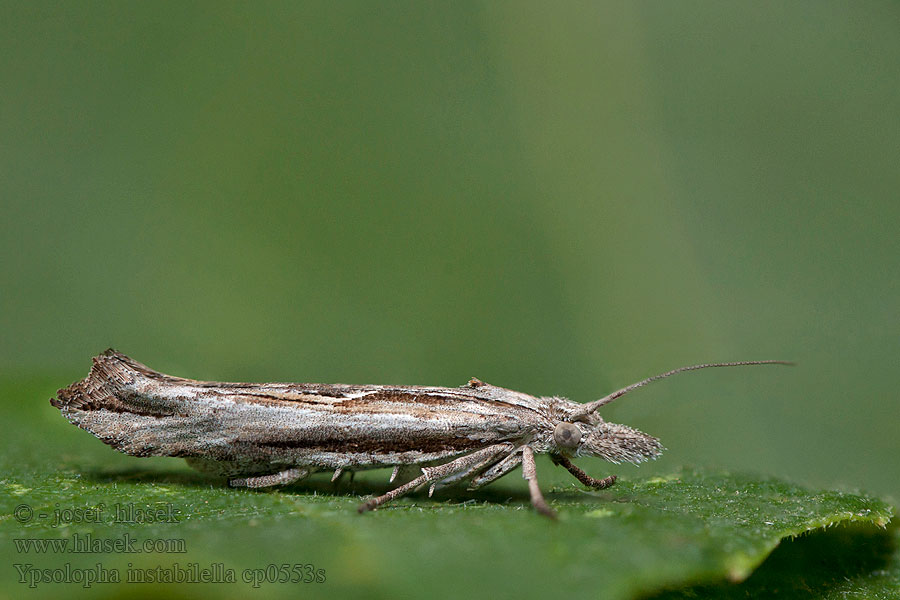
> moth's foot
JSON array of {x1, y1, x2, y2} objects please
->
[
  {"x1": 589, "y1": 474, "x2": 617, "y2": 489},
  {"x1": 530, "y1": 492, "x2": 558, "y2": 520},
  {"x1": 552, "y1": 454, "x2": 617, "y2": 490},
  {"x1": 228, "y1": 467, "x2": 310, "y2": 488}
]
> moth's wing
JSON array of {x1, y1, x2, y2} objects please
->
[{"x1": 51, "y1": 352, "x2": 538, "y2": 468}]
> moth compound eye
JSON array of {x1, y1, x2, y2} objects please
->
[{"x1": 553, "y1": 422, "x2": 582, "y2": 449}]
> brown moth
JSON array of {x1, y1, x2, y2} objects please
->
[{"x1": 51, "y1": 350, "x2": 790, "y2": 518}]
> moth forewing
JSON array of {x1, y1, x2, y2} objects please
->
[
  {"x1": 54, "y1": 351, "x2": 525, "y2": 463},
  {"x1": 51, "y1": 350, "x2": 791, "y2": 517}
]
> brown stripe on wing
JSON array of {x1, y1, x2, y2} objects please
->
[
  {"x1": 333, "y1": 390, "x2": 490, "y2": 409},
  {"x1": 248, "y1": 435, "x2": 489, "y2": 454}
]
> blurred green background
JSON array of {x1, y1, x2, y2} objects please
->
[{"x1": 2, "y1": 0, "x2": 898, "y2": 558}]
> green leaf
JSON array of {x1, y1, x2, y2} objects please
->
[
  {"x1": 2, "y1": 377, "x2": 896, "y2": 599},
  {"x1": 649, "y1": 520, "x2": 900, "y2": 599}
]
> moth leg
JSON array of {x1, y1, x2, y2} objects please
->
[
  {"x1": 468, "y1": 450, "x2": 522, "y2": 489},
  {"x1": 358, "y1": 445, "x2": 510, "y2": 513},
  {"x1": 229, "y1": 467, "x2": 311, "y2": 489},
  {"x1": 357, "y1": 472, "x2": 430, "y2": 513},
  {"x1": 521, "y1": 446, "x2": 556, "y2": 519},
  {"x1": 551, "y1": 454, "x2": 617, "y2": 489},
  {"x1": 430, "y1": 442, "x2": 515, "y2": 495}
]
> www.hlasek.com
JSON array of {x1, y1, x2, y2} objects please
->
[{"x1": 15, "y1": 533, "x2": 185, "y2": 554}]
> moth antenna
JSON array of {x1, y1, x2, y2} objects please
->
[{"x1": 570, "y1": 360, "x2": 794, "y2": 419}]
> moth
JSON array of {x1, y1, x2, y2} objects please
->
[{"x1": 51, "y1": 350, "x2": 790, "y2": 518}]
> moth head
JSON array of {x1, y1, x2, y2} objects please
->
[
  {"x1": 550, "y1": 418, "x2": 661, "y2": 464},
  {"x1": 579, "y1": 421, "x2": 662, "y2": 464}
]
